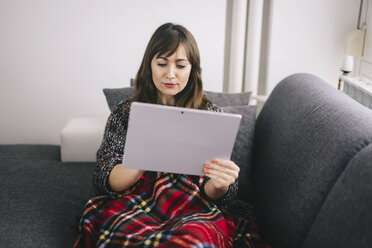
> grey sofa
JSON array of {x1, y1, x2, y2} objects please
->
[{"x1": 1, "y1": 73, "x2": 371, "y2": 248}]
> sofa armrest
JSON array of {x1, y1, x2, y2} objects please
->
[
  {"x1": 60, "y1": 117, "x2": 107, "y2": 162},
  {"x1": 252, "y1": 73, "x2": 372, "y2": 248}
]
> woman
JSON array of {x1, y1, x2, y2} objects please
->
[{"x1": 74, "y1": 23, "x2": 269, "y2": 248}]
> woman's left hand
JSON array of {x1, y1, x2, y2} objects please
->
[{"x1": 203, "y1": 159, "x2": 239, "y2": 201}]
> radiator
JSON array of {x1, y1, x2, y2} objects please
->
[{"x1": 341, "y1": 76, "x2": 372, "y2": 110}]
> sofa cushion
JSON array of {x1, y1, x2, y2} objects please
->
[
  {"x1": 103, "y1": 87, "x2": 251, "y2": 111},
  {"x1": 0, "y1": 145, "x2": 95, "y2": 248},
  {"x1": 103, "y1": 87, "x2": 135, "y2": 112},
  {"x1": 221, "y1": 105, "x2": 257, "y2": 202},
  {"x1": 205, "y1": 91, "x2": 252, "y2": 107}
]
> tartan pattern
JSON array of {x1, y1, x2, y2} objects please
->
[{"x1": 74, "y1": 171, "x2": 270, "y2": 248}]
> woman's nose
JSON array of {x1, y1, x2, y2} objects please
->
[{"x1": 166, "y1": 65, "x2": 175, "y2": 79}]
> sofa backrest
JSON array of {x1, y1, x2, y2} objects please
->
[
  {"x1": 102, "y1": 87, "x2": 252, "y2": 111},
  {"x1": 252, "y1": 73, "x2": 372, "y2": 248}
]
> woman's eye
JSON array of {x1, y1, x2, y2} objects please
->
[
  {"x1": 177, "y1": 65, "x2": 186, "y2": 69},
  {"x1": 157, "y1": 63, "x2": 167, "y2": 67}
]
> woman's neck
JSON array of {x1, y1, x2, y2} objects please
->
[{"x1": 157, "y1": 93, "x2": 175, "y2": 106}]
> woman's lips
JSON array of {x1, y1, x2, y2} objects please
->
[{"x1": 163, "y1": 83, "x2": 177, "y2": 88}]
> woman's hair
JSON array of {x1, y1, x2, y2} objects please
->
[{"x1": 130, "y1": 23, "x2": 211, "y2": 109}]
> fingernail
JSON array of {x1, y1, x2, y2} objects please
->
[
  {"x1": 206, "y1": 162, "x2": 211, "y2": 167},
  {"x1": 212, "y1": 159, "x2": 218, "y2": 163}
]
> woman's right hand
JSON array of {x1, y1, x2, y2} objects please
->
[{"x1": 109, "y1": 164, "x2": 144, "y2": 192}]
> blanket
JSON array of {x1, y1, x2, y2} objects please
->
[{"x1": 74, "y1": 172, "x2": 270, "y2": 248}]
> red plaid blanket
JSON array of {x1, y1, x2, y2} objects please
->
[{"x1": 74, "y1": 172, "x2": 270, "y2": 248}]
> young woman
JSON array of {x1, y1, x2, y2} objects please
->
[{"x1": 74, "y1": 23, "x2": 270, "y2": 248}]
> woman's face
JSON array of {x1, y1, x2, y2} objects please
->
[{"x1": 151, "y1": 45, "x2": 192, "y2": 105}]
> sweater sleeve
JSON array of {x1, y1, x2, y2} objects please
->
[
  {"x1": 202, "y1": 103, "x2": 240, "y2": 209},
  {"x1": 93, "y1": 100, "x2": 130, "y2": 197}
]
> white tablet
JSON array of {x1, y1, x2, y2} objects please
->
[{"x1": 122, "y1": 102, "x2": 241, "y2": 176}]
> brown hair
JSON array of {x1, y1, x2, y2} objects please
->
[{"x1": 130, "y1": 23, "x2": 211, "y2": 109}]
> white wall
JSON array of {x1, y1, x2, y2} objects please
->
[
  {"x1": 1, "y1": 0, "x2": 364, "y2": 145},
  {"x1": 260, "y1": 0, "x2": 361, "y2": 95},
  {"x1": 0, "y1": 0, "x2": 226, "y2": 145}
]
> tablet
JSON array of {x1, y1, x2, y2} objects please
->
[{"x1": 122, "y1": 102, "x2": 241, "y2": 176}]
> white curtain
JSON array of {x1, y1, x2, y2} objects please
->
[{"x1": 223, "y1": 0, "x2": 264, "y2": 97}]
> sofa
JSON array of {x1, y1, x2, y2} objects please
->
[{"x1": 0, "y1": 73, "x2": 371, "y2": 248}]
